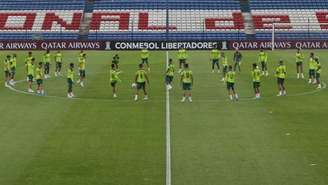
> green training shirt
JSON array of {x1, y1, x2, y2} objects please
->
[
  {"x1": 166, "y1": 64, "x2": 175, "y2": 77},
  {"x1": 275, "y1": 65, "x2": 287, "y2": 79},
  {"x1": 252, "y1": 68, "x2": 261, "y2": 82},
  {"x1": 3, "y1": 59, "x2": 10, "y2": 71},
  {"x1": 55, "y1": 53, "x2": 63, "y2": 62},
  {"x1": 25, "y1": 56, "x2": 33, "y2": 65},
  {"x1": 211, "y1": 49, "x2": 220, "y2": 60},
  {"x1": 78, "y1": 57, "x2": 86, "y2": 70},
  {"x1": 221, "y1": 56, "x2": 228, "y2": 66},
  {"x1": 309, "y1": 58, "x2": 317, "y2": 70},
  {"x1": 43, "y1": 53, "x2": 51, "y2": 63},
  {"x1": 181, "y1": 69, "x2": 193, "y2": 83},
  {"x1": 225, "y1": 71, "x2": 236, "y2": 83},
  {"x1": 110, "y1": 69, "x2": 121, "y2": 82},
  {"x1": 177, "y1": 49, "x2": 187, "y2": 60},
  {"x1": 141, "y1": 49, "x2": 149, "y2": 59},
  {"x1": 10, "y1": 57, "x2": 17, "y2": 68},
  {"x1": 296, "y1": 52, "x2": 304, "y2": 63},
  {"x1": 27, "y1": 63, "x2": 34, "y2": 76},
  {"x1": 67, "y1": 68, "x2": 74, "y2": 80},
  {"x1": 35, "y1": 67, "x2": 43, "y2": 80},
  {"x1": 136, "y1": 69, "x2": 147, "y2": 83},
  {"x1": 258, "y1": 52, "x2": 268, "y2": 63}
]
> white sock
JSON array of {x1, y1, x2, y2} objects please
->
[{"x1": 235, "y1": 94, "x2": 239, "y2": 99}]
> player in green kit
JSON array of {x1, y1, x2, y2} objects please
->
[
  {"x1": 77, "y1": 53, "x2": 86, "y2": 87},
  {"x1": 221, "y1": 52, "x2": 229, "y2": 81},
  {"x1": 27, "y1": 58, "x2": 35, "y2": 93},
  {"x1": 110, "y1": 63, "x2": 122, "y2": 98},
  {"x1": 3, "y1": 55, "x2": 11, "y2": 87},
  {"x1": 141, "y1": 49, "x2": 150, "y2": 71},
  {"x1": 165, "y1": 58, "x2": 175, "y2": 90},
  {"x1": 67, "y1": 63, "x2": 75, "y2": 98},
  {"x1": 9, "y1": 54, "x2": 17, "y2": 85},
  {"x1": 180, "y1": 63, "x2": 193, "y2": 102},
  {"x1": 308, "y1": 52, "x2": 317, "y2": 84},
  {"x1": 258, "y1": 49, "x2": 268, "y2": 76},
  {"x1": 79, "y1": 50, "x2": 85, "y2": 58},
  {"x1": 315, "y1": 57, "x2": 322, "y2": 89},
  {"x1": 177, "y1": 48, "x2": 188, "y2": 73},
  {"x1": 251, "y1": 63, "x2": 262, "y2": 99},
  {"x1": 275, "y1": 60, "x2": 287, "y2": 96},
  {"x1": 233, "y1": 49, "x2": 242, "y2": 72},
  {"x1": 25, "y1": 52, "x2": 33, "y2": 81},
  {"x1": 210, "y1": 48, "x2": 220, "y2": 73},
  {"x1": 55, "y1": 51, "x2": 63, "y2": 77},
  {"x1": 35, "y1": 62, "x2": 45, "y2": 96},
  {"x1": 134, "y1": 63, "x2": 149, "y2": 101},
  {"x1": 295, "y1": 48, "x2": 304, "y2": 79},
  {"x1": 225, "y1": 65, "x2": 238, "y2": 101},
  {"x1": 112, "y1": 54, "x2": 120, "y2": 69},
  {"x1": 43, "y1": 49, "x2": 51, "y2": 79}
]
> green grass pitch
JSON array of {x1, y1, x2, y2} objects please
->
[{"x1": 0, "y1": 50, "x2": 328, "y2": 185}]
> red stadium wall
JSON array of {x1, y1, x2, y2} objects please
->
[{"x1": 0, "y1": 10, "x2": 328, "y2": 32}]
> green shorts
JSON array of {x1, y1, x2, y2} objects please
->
[
  {"x1": 28, "y1": 74, "x2": 33, "y2": 82},
  {"x1": 11, "y1": 67, "x2": 16, "y2": 74},
  {"x1": 223, "y1": 65, "x2": 228, "y2": 73},
  {"x1": 277, "y1": 78, "x2": 285, "y2": 85},
  {"x1": 141, "y1": 58, "x2": 148, "y2": 65},
  {"x1": 253, "y1": 81, "x2": 260, "y2": 88},
  {"x1": 179, "y1": 59, "x2": 186, "y2": 64},
  {"x1": 112, "y1": 61, "x2": 119, "y2": 66},
  {"x1": 56, "y1": 62, "x2": 62, "y2": 69},
  {"x1": 67, "y1": 78, "x2": 73, "y2": 92},
  {"x1": 79, "y1": 70, "x2": 86, "y2": 77},
  {"x1": 309, "y1": 69, "x2": 316, "y2": 77},
  {"x1": 212, "y1": 59, "x2": 219, "y2": 64},
  {"x1": 137, "y1": 82, "x2": 146, "y2": 90},
  {"x1": 4, "y1": 70, "x2": 10, "y2": 78},
  {"x1": 110, "y1": 81, "x2": 117, "y2": 87},
  {"x1": 316, "y1": 73, "x2": 321, "y2": 79},
  {"x1": 226, "y1": 82, "x2": 235, "y2": 90},
  {"x1": 182, "y1": 83, "x2": 192, "y2": 90},
  {"x1": 165, "y1": 75, "x2": 173, "y2": 84},
  {"x1": 296, "y1": 61, "x2": 303, "y2": 66},
  {"x1": 36, "y1": 79, "x2": 43, "y2": 85}
]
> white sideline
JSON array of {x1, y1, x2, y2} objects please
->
[{"x1": 165, "y1": 51, "x2": 172, "y2": 185}]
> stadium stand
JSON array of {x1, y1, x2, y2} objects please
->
[
  {"x1": 0, "y1": 0, "x2": 85, "y2": 40},
  {"x1": 0, "y1": 0, "x2": 327, "y2": 40}
]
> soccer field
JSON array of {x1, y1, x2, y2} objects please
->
[{"x1": 0, "y1": 50, "x2": 328, "y2": 185}]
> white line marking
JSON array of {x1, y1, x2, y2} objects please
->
[
  {"x1": 165, "y1": 50, "x2": 172, "y2": 185},
  {"x1": 5, "y1": 79, "x2": 327, "y2": 103}
]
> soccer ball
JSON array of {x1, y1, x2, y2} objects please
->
[{"x1": 131, "y1": 83, "x2": 137, "y2": 88}]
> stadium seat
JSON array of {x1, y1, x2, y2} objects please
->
[{"x1": 0, "y1": 0, "x2": 328, "y2": 40}]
